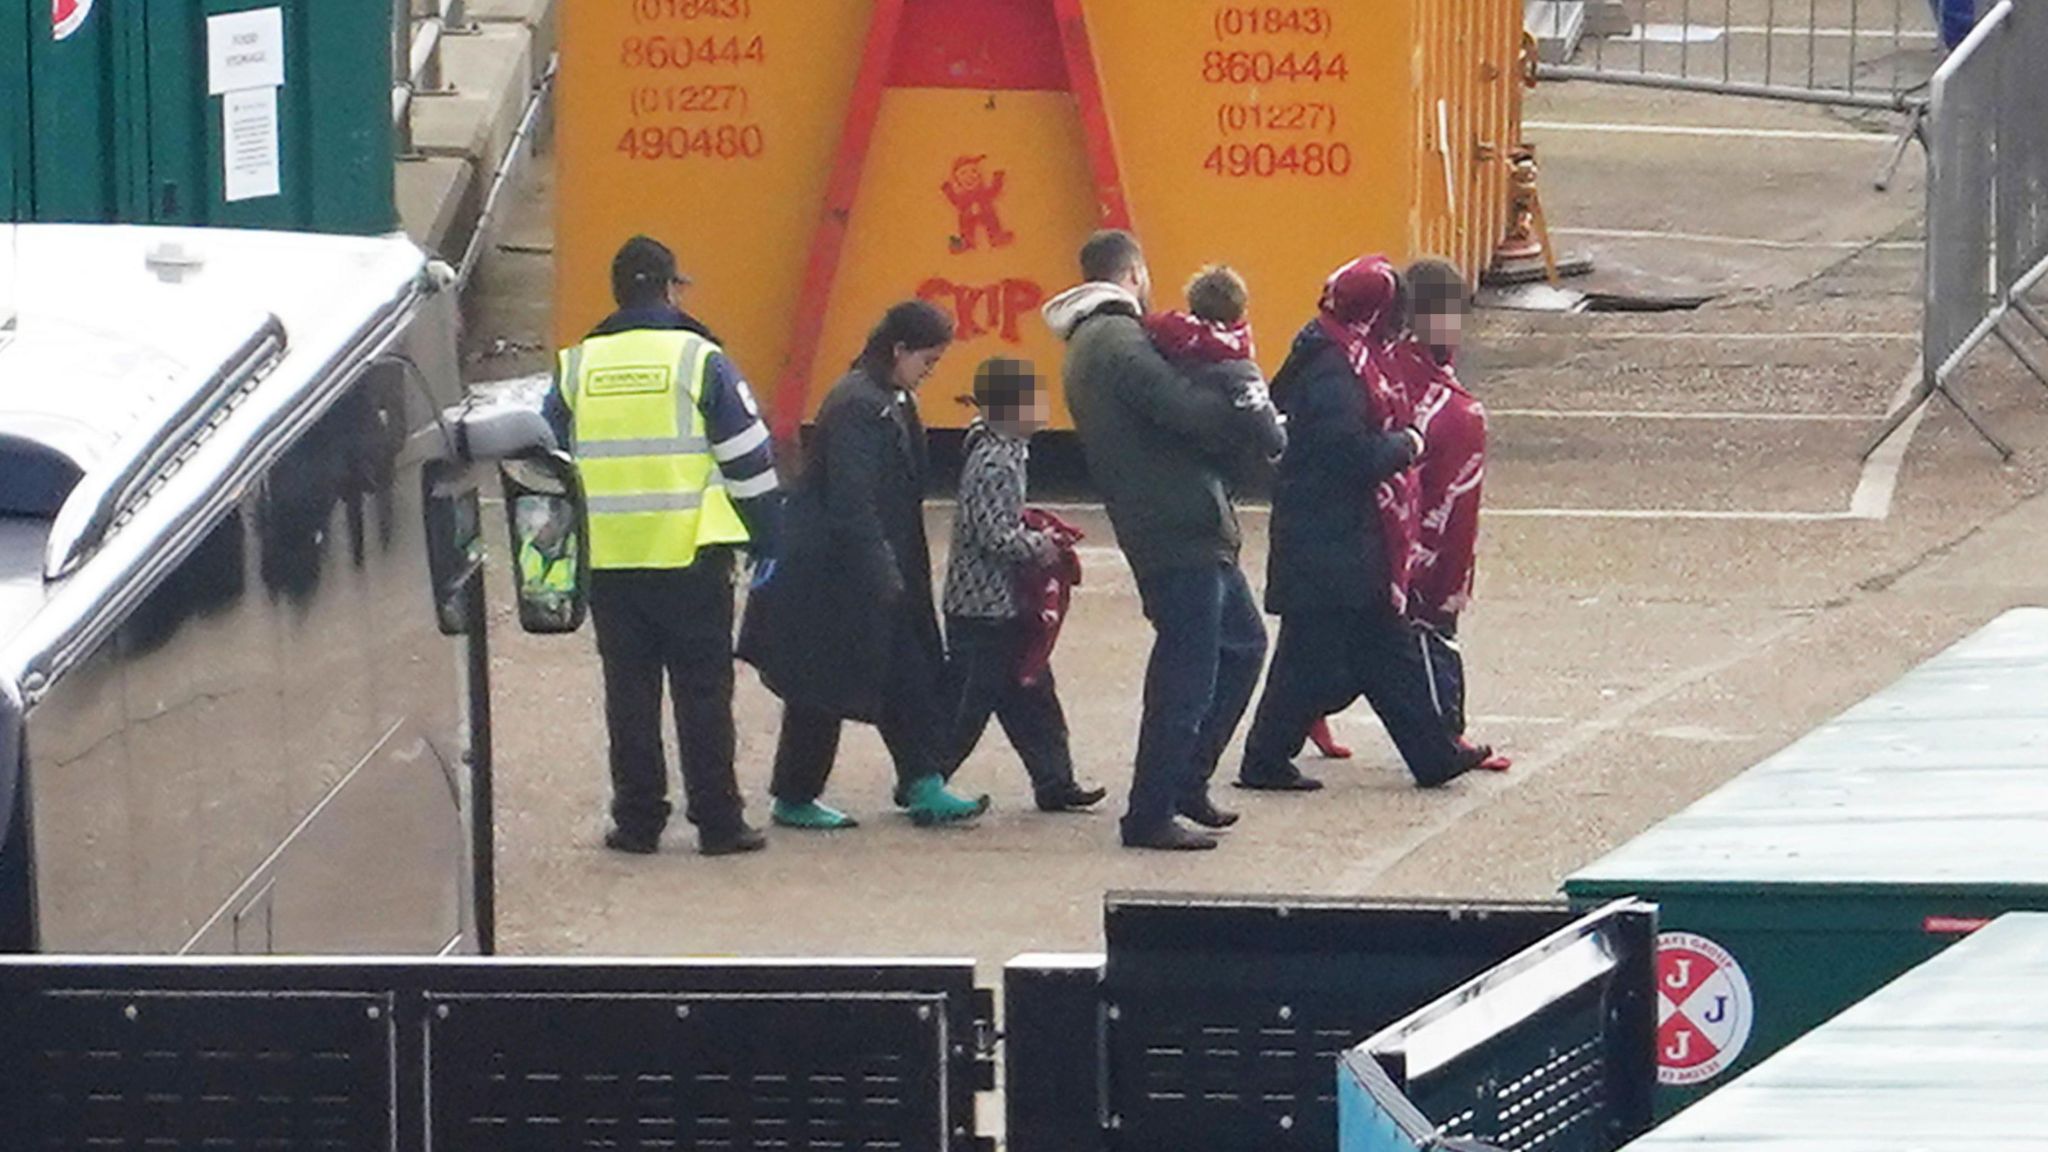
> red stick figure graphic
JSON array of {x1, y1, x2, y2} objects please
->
[{"x1": 943, "y1": 155, "x2": 1016, "y2": 254}]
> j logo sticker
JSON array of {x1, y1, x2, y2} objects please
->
[{"x1": 1655, "y1": 931, "x2": 1755, "y2": 1087}]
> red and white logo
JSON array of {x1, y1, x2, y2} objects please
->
[
  {"x1": 53, "y1": 0, "x2": 95, "y2": 40},
  {"x1": 1655, "y1": 931, "x2": 1755, "y2": 1086}
]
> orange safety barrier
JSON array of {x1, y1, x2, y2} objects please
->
[{"x1": 556, "y1": 0, "x2": 1529, "y2": 433}]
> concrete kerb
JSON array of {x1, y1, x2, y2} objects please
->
[
  {"x1": 469, "y1": 0, "x2": 558, "y2": 65},
  {"x1": 395, "y1": 0, "x2": 554, "y2": 263}
]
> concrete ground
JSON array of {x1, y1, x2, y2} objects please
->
[{"x1": 461, "y1": 79, "x2": 2048, "y2": 972}]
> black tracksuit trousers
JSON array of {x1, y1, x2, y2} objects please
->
[{"x1": 1242, "y1": 605, "x2": 1468, "y2": 786}]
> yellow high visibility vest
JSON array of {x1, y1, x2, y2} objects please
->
[
  {"x1": 519, "y1": 540, "x2": 577, "y2": 596},
  {"x1": 560, "y1": 329, "x2": 750, "y2": 569}
]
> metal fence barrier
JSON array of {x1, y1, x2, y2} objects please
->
[
  {"x1": 1529, "y1": 0, "x2": 1942, "y2": 187},
  {"x1": 1867, "y1": 0, "x2": 2048, "y2": 458},
  {"x1": 1533, "y1": 0, "x2": 1942, "y2": 107},
  {"x1": 0, "y1": 957, "x2": 995, "y2": 1152},
  {"x1": 1341, "y1": 901, "x2": 1659, "y2": 1152},
  {"x1": 392, "y1": 0, "x2": 471, "y2": 154}
]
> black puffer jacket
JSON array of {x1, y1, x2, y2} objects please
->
[
  {"x1": 1263, "y1": 325, "x2": 1422, "y2": 616},
  {"x1": 739, "y1": 368, "x2": 942, "y2": 722}
]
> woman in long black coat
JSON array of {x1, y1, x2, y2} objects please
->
[{"x1": 740, "y1": 301, "x2": 991, "y2": 829}]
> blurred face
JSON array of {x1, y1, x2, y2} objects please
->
[
  {"x1": 665, "y1": 277, "x2": 689, "y2": 311},
  {"x1": 891, "y1": 342, "x2": 949, "y2": 392},
  {"x1": 1416, "y1": 306, "x2": 1463, "y2": 352},
  {"x1": 993, "y1": 388, "x2": 1049, "y2": 437}
]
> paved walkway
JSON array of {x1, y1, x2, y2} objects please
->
[{"x1": 467, "y1": 81, "x2": 2048, "y2": 970}]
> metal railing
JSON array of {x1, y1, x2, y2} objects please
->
[
  {"x1": 1866, "y1": 0, "x2": 2048, "y2": 458},
  {"x1": 1529, "y1": 0, "x2": 1942, "y2": 187},
  {"x1": 392, "y1": 0, "x2": 470, "y2": 153},
  {"x1": 1533, "y1": 0, "x2": 1943, "y2": 106}
]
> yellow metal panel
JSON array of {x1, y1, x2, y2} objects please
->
[
  {"x1": 809, "y1": 89, "x2": 1100, "y2": 424},
  {"x1": 553, "y1": 2, "x2": 871, "y2": 377},
  {"x1": 555, "y1": 1, "x2": 1529, "y2": 428},
  {"x1": 1083, "y1": 0, "x2": 1416, "y2": 372}
]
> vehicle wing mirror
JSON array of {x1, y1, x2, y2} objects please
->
[
  {"x1": 422, "y1": 459, "x2": 485, "y2": 636},
  {"x1": 501, "y1": 452, "x2": 590, "y2": 635},
  {"x1": 437, "y1": 376, "x2": 559, "y2": 463}
]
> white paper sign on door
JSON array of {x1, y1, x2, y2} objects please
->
[
  {"x1": 223, "y1": 87, "x2": 282, "y2": 203},
  {"x1": 207, "y1": 8, "x2": 286, "y2": 95}
]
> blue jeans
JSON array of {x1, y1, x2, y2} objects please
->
[
  {"x1": 1932, "y1": 0, "x2": 1977, "y2": 48},
  {"x1": 1127, "y1": 562, "x2": 1269, "y2": 835}
]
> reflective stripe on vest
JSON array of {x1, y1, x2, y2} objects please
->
[
  {"x1": 519, "y1": 541, "x2": 577, "y2": 594},
  {"x1": 561, "y1": 330, "x2": 750, "y2": 569}
]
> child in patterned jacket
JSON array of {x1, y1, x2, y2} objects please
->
[{"x1": 940, "y1": 359, "x2": 1108, "y2": 813}]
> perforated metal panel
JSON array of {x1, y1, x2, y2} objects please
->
[
  {"x1": 1102, "y1": 895, "x2": 1578, "y2": 1152},
  {"x1": 4, "y1": 991, "x2": 395, "y2": 1151},
  {"x1": 425, "y1": 994, "x2": 951, "y2": 1152},
  {"x1": 1117, "y1": 997, "x2": 1354, "y2": 1129},
  {"x1": 1352, "y1": 902, "x2": 1658, "y2": 1152},
  {"x1": 1414, "y1": 998, "x2": 1614, "y2": 1152},
  {"x1": 0, "y1": 958, "x2": 990, "y2": 1152}
]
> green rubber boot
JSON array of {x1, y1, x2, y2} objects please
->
[
  {"x1": 903, "y1": 775, "x2": 990, "y2": 827},
  {"x1": 771, "y1": 799, "x2": 860, "y2": 830}
]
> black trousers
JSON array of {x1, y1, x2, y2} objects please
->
[
  {"x1": 1419, "y1": 618, "x2": 1467, "y2": 739},
  {"x1": 589, "y1": 553, "x2": 744, "y2": 837},
  {"x1": 1242, "y1": 606, "x2": 1466, "y2": 786},
  {"x1": 770, "y1": 606, "x2": 948, "y2": 803},
  {"x1": 943, "y1": 615, "x2": 1077, "y2": 797}
]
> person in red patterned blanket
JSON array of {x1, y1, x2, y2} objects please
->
[{"x1": 1405, "y1": 258, "x2": 1509, "y2": 774}]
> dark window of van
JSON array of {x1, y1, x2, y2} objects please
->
[{"x1": 0, "y1": 437, "x2": 84, "y2": 519}]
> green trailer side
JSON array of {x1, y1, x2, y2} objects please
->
[
  {"x1": 13, "y1": 0, "x2": 393, "y2": 234},
  {"x1": 3, "y1": 0, "x2": 27, "y2": 219},
  {"x1": 1566, "y1": 607, "x2": 2048, "y2": 1117},
  {"x1": 1619, "y1": 912, "x2": 2048, "y2": 1152}
]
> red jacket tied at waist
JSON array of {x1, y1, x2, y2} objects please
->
[{"x1": 1017, "y1": 508, "x2": 1083, "y2": 687}]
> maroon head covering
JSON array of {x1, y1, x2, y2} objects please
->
[{"x1": 1317, "y1": 256, "x2": 1421, "y2": 614}]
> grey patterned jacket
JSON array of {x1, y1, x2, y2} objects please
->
[{"x1": 943, "y1": 421, "x2": 1054, "y2": 619}]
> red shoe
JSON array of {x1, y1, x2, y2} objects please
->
[
  {"x1": 1459, "y1": 738, "x2": 1512, "y2": 773},
  {"x1": 1308, "y1": 718, "x2": 1353, "y2": 760}
]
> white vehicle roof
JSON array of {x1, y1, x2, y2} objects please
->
[{"x1": 0, "y1": 224, "x2": 436, "y2": 689}]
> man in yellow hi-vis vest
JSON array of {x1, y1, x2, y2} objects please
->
[{"x1": 545, "y1": 236, "x2": 783, "y2": 857}]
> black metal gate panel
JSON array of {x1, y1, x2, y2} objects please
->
[
  {"x1": 0, "y1": 958, "x2": 992, "y2": 1152},
  {"x1": 426, "y1": 994, "x2": 950, "y2": 1151},
  {"x1": 10, "y1": 988, "x2": 397, "y2": 1151},
  {"x1": 1099, "y1": 894, "x2": 1580, "y2": 1152}
]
